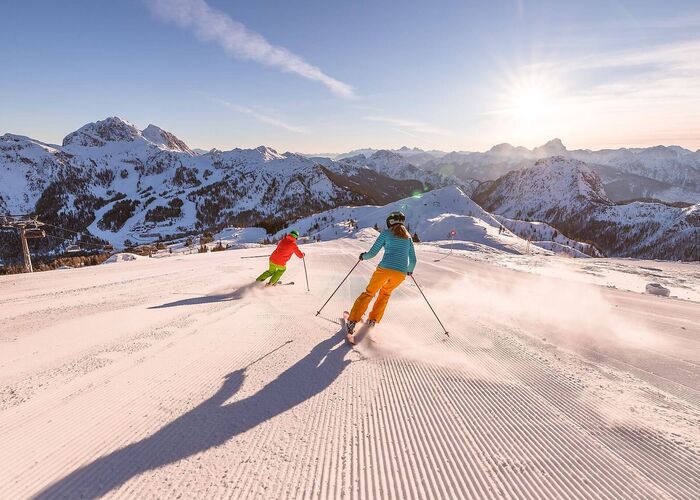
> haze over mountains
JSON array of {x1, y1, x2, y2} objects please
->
[
  {"x1": 327, "y1": 139, "x2": 700, "y2": 204},
  {"x1": 1, "y1": 116, "x2": 698, "y2": 263}
]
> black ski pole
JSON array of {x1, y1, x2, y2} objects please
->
[
  {"x1": 410, "y1": 274, "x2": 449, "y2": 336},
  {"x1": 316, "y1": 260, "x2": 360, "y2": 316},
  {"x1": 303, "y1": 256, "x2": 310, "y2": 292}
]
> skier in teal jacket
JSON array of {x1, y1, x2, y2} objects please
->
[{"x1": 346, "y1": 211, "x2": 416, "y2": 341}]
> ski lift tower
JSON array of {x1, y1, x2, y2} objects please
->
[{"x1": 0, "y1": 214, "x2": 46, "y2": 273}]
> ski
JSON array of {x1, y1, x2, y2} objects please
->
[{"x1": 263, "y1": 281, "x2": 295, "y2": 287}]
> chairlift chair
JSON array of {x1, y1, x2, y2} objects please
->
[{"x1": 24, "y1": 228, "x2": 46, "y2": 239}]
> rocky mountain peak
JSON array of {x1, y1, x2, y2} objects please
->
[
  {"x1": 142, "y1": 124, "x2": 193, "y2": 155},
  {"x1": 62, "y1": 116, "x2": 141, "y2": 148},
  {"x1": 487, "y1": 143, "x2": 517, "y2": 155},
  {"x1": 370, "y1": 150, "x2": 402, "y2": 161},
  {"x1": 533, "y1": 138, "x2": 567, "y2": 157},
  {"x1": 533, "y1": 156, "x2": 609, "y2": 204},
  {"x1": 254, "y1": 145, "x2": 285, "y2": 161}
]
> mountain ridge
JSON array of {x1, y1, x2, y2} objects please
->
[
  {"x1": 472, "y1": 156, "x2": 699, "y2": 260},
  {"x1": 0, "y1": 117, "x2": 435, "y2": 261},
  {"x1": 327, "y1": 139, "x2": 700, "y2": 203}
]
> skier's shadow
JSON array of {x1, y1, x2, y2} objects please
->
[
  {"x1": 35, "y1": 332, "x2": 351, "y2": 499},
  {"x1": 148, "y1": 283, "x2": 259, "y2": 309}
]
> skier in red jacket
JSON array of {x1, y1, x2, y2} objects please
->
[{"x1": 256, "y1": 230, "x2": 305, "y2": 286}]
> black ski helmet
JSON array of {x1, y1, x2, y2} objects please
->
[{"x1": 386, "y1": 211, "x2": 406, "y2": 228}]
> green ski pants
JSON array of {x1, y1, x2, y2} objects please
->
[{"x1": 256, "y1": 261, "x2": 286, "y2": 285}]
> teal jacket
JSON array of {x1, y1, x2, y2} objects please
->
[{"x1": 362, "y1": 230, "x2": 417, "y2": 274}]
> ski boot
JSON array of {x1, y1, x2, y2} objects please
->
[
  {"x1": 346, "y1": 320, "x2": 357, "y2": 344},
  {"x1": 367, "y1": 319, "x2": 377, "y2": 327}
]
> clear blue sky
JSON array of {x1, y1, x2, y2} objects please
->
[{"x1": 2, "y1": 0, "x2": 699, "y2": 152}]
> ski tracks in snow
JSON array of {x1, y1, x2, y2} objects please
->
[{"x1": 0, "y1": 244, "x2": 699, "y2": 498}]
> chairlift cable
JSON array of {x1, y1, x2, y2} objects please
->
[{"x1": 42, "y1": 232, "x2": 113, "y2": 250}]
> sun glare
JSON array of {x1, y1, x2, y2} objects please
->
[
  {"x1": 514, "y1": 85, "x2": 548, "y2": 121},
  {"x1": 505, "y1": 73, "x2": 560, "y2": 123},
  {"x1": 488, "y1": 67, "x2": 566, "y2": 144}
]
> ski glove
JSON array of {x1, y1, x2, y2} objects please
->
[
  {"x1": 359, "y1": 253, "x2": 364, "y2": 261},
  {"x1": 407, "y1": 272, "x2": 413, "y2": 276}
]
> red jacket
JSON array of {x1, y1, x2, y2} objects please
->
[{"x1": 270, "y1": 235, "x2": 304, "y2": 266}]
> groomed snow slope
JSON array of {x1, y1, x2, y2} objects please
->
[{"x1": 1, "y1": 240, "x2": 699, "y2": 498}]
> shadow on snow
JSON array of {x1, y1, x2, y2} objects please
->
[
  {"x1": 35, "y1": 331, "x2": 350, "y2": 499},
  {"x1": 148, "y1": 283, "x2": 260, "y2": 309}
]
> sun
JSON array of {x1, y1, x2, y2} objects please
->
[
  {"x1": 487, "y1": 67, "x2": 566, "y2": 143},
  {"x1": 505, "y1": 73, "x2": 560, "y2": 123},
  {"x1": 513, "y1": 85, "x2": 548, "y2": 121}
]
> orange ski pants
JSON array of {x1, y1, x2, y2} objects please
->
[{"x1": 349, "y1": 267, "x2": 406, "y2": 323}]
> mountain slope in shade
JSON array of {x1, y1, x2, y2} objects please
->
[
  {"x1": 335, "y1": 150, "x2": 481, "y2": 195},
  {"x1": 333, "y1": 146, "x2": 444, "y2": 165},
  {"x1": 473, "y1": 156, "x2": 700, "y2": 260}
]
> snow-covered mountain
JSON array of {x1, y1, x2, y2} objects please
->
[
  {"x1": 4, "y1": 118, "x2": 697, "y2": 263},
  {"x1": 473, "y1": 156, "x2": 699, "y2": 261},
  {"x1": 333, "y1": 146, "x2": 444, "y2": 166},
  {"x1": 579, "y1": 145, "x2": 700, "y2": 190},
  {"x1": 329, "y1": 150, "x2": 479, "y2": 194},
  {"x1": 275, "y1": 185, "x2": 596, "y2": 257},
  {"x1": 0, "y1": 117, "x2": 431, "y2": 260},
  {"x1": 421, "y1": 139, "x2": 700, "y2": 203},
  {"x1": 332, "y1": 139, "x2": 700, "y2": 203}
]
